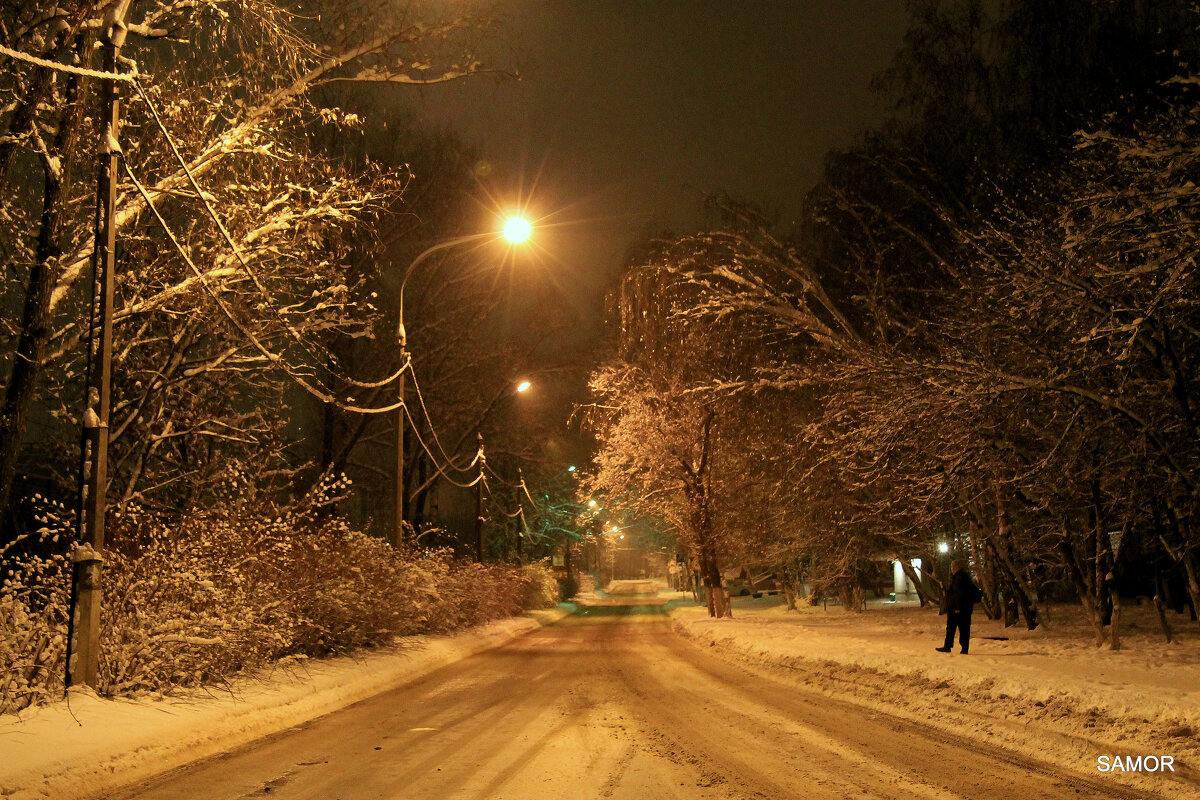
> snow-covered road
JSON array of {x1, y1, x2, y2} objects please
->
[{"x1": 99, "y1": 601, "x2": 1172, "y2": 800}]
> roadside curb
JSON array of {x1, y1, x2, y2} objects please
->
[{"x1": 0, "y1": 609, "x2": 564, "y2": 800}]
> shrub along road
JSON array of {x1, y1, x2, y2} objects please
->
[{"x1": 100, "y1": 587, "x2": 1178, "y2": 800}]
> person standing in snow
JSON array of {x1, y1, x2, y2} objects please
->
[{"x1": 937, "y1": 559, "x2": 982, "y2": 654}]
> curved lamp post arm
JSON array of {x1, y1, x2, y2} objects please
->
[{"x1": 396, "y1": 231, "x2": 494, "y2": 348}]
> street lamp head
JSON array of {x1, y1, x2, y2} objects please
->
[
  {"x1": 516, "y1": 380, "x2": 531, "y2": 393},
  {"x1": 502, "y1": 216, "x2": 532, "y2": 244}
]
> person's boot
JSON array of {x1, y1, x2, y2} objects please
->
[{"x1": 935, "y1": 646, "x2": 951, "y2": 652}]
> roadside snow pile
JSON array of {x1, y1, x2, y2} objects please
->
[
  {"x1": 673, "y1": 598, "x2": 1200, "y2": 776},
  {"x1": 0, "y1": 611, "x2": 564, "y2": 800}
]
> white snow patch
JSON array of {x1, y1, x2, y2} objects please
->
[{"x1": 672, "y1": 597, "x2": 1200, "y2": 796}]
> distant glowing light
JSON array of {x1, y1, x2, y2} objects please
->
[
  {"x1": 516, "y1": 380, "x2": 531, "y2": 393},
  {"x1": 567, "y1": 465, "x2": 576, "y2": 473},
  {"x1": 588, "y1": 500, "x2": 597, "y2": 508},
  {"x1": 502, "y1": 216, "x2": 532, "y2": 244},
  {"x1": 938, "y1": 542, "x2": 950, "y2": 553},
  {"x1": 619, "y1": 534, "x2": 624, "y2": 539}
]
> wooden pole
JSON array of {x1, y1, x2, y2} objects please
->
[{"x1": 70, "y1": 0, "x2": 131, "y2": 689}]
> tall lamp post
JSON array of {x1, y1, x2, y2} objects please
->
[{"x1": 392, "y1": 218, "x2": 532, "y2": 547}]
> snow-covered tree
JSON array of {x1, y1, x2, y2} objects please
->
[{"x1": 0, "y1": 0, "x2": 508, "y2": 528}]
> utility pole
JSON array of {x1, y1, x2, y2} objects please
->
[
  {"x1": 515, "y1": 467, "x2": 526, "y2": 564},
  {"x1": 69, "y1": 0, "x2": 131, "y2": 689},
  {"x1": 392, "y1": 353, "x2": 406, "y2": 548},
  {"x1": 474, "y1": 433, "x2": 485, "y2": 561}
]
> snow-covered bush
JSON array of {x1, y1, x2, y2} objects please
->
[
  {"x1": 2, "y1": 471, "x2": 531, "y2": 712},
  {"x1": 0, "y1": 551, "x2": 69, "y2": 714},
  {"x1": 0, "y1": 498, "x2": 72, "y2": 714},
  {"x1": 521, "y1": 561, "x2": 561, "y2": 610}
]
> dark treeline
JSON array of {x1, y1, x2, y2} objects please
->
[{"x1": 586, "y1": 0, "x2": 1200, "y2": 642}]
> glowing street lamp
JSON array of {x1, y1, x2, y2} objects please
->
[
  {"x1": 516, "y1": 380, "x2": 532, "y2": 393},
  {"x1": 938, "y1": 542, "x2": 950, "y2": 554},
  {"x1": 393, "y1": 221, "x2": 531, "y2": 547},
  {"x1": 502, "y1": 216, "x2": 532, "y2": 244}
]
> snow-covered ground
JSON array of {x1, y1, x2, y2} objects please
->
[
  {"x1": 0, "y1": 609, "x2": 568, "y2": 800},
  {"x1": 673, "y1": 595, "x2": 1200, "y2": 791},
  {"x1": 6, "y1": 593, "x2": 1197, "y2": 800}
]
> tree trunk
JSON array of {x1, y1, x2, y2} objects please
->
[
  {"x1": 700, "y1": 542, "x2": 729, "y2": 618},
  {"x1": 1059, "y1": 533, "x2": 1106, "y2": 646},
  {"x1": 969, "y1": 520, "x2": 1000, "y2": 619},
  {"x1": 1109, "y1": 590, "x2": 1122, "y2": 652},
  {"x1": 899, "y1": 558, "x2": 936, "y2": 608},
  {"x1": 564, "y1": 539, "x2": 573, "y2": 582},
  {"x1": 1181, "y1": 548, "x2": 1200, "y2": 629},
  {"x1": 993, "y1": 487, "x2": 1038, "y2": 629},
  {"x1": 1159, "y1": 499, "x2": 1200, "y2": 626},
  {"x1": 1153, "y1": 582, "x2": 1175, "y2": 644},
  {"x1": 0, "y1": 58, "x2": 88, "y2": 535}
]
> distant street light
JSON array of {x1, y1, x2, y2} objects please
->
[
  {"x1": 516, "y1": 380, "x2": 531, "y2": 393},
  {"x1": 938, "y1": 542, "x2": 950, "y2": 553},
  {"x1": 393, "y1": 223, "x2": 530, "y2": 547},
  {"x1": 587, "y1": 499, "x2": 597, "y2": 508}
]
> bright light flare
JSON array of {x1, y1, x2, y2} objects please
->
[
  {"x1": 938, "y1": 542, "x2": 950, "y2": 553},
  {"x1": 588, "y1": 500, "x2": 597, "y2": 508},
  {"x1": 516, "y1": 380, "x2": 531, "y2": 393},
  {"x1": 502, "y1": 216, "x2": 532, "y2": 244}
]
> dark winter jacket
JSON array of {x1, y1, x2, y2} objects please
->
[{"x1": 944, "y1": 570, "x2": 982, "y2": 614}]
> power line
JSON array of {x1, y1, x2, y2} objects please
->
[
  {"x1": 132, "y1": 79, "x2": 410, "y2": 397},
  {"x1": 123, "y1": 158, "x2": 406, "y2": 415},
  {"x1": 407, "y1": 364, "x2": 479, "y2": 472},
  {"x1": 401, "y1": 403, "x2": 483, "y2": 489}
]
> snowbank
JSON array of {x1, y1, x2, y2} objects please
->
[
  {"x1": 672, "y1": 598, "x2": 1200, "y2": 790},
  {"x1": 0, "y1": 609, "x2": 568, "y2": 800}
]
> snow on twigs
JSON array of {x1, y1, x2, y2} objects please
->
[{"x1": 2, "y1": 468, "x2": 535, "y2": 715}]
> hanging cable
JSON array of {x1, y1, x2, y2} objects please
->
[
  {"x1": 406, "y1": 364, "x2": 480, "y2": 471},
  {"x1": 483, "y1": 461, "x2": 521, "y2": 486},
  {"x1": 132, "y1": 80, "x2": 406, "y2": 394},
  {"x1": 518, "y1": 471, "x2": 536, "y2": 505},
  {"x1": 401, "y1": 403, "x2": 484, "y2": 488},
  {"x1": 123, "y1": 158, "x2": 407, "y2": 414}
]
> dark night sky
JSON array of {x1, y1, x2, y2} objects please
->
[{"x1": 406, "y1": 0, "x2": 911, "y2": 334}]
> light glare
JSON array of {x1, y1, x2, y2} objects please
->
[
  {"x1": 502, "y1": 216, "x2": 532, "y2": 243},
  {"x1": 516, "y1": 380, "x2": 531, "y2": 393}
]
